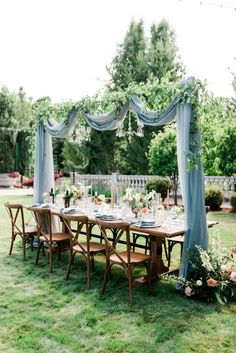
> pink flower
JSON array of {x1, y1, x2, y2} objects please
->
[
  {"x1": 230, "y1": 271, "x2": 236, "y2": 282},
  {"x1": 226, "y1": 267, "x2": 233, "y2": 274},
  {"x1": 207, "y1": 278, "x2": 218, "y2": 287},
  {"x1": 8, "y1": 172, "x2": 20, "y2": 178}
]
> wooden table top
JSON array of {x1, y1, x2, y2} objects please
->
[{"x1": 48, "y1": 207, "x2": 218, "y2": 239}]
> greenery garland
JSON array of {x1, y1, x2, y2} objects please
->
[{"x1": 32, "y1": 76, "x2": 206, "y2": 170}]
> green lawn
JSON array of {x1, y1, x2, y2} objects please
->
[{"x1": 0, "y1": 195, "x2": 235, "y2": 353}]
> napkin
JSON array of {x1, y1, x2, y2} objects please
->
[
  {"x1": 96, "y1": 214, "x2": 116, "y2": 220},
  {"x1": 61, "y1": 207, "x2": 80, "y2": 214},
  {"x1": 32, "y1": 203, "x2": 50, "y2": 208},
  {"x1": 140, "y1": 219, "x2": 155, "y2": 226}
]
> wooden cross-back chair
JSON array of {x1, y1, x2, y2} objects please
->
[
  {"x1": 61, "y1": 214, "x2": 106, "y2": 289},
  {"x1": 5, "y1": 203, "x2": 37, "y2": 260},
  {"x1": 29, "y1": 207, "x2": 70, "y2": 273},
  {"x1": 97, "y1": 219, "x2": 151, "y2": 306}
]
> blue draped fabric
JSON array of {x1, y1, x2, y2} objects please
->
[
  {"x1": 33, "y1": 77, "x2": 207, "y2": 278},
  {"x1": 84, "y1": 102, "x2": 129, "y2": 131},
  {"x1": 130, "y1": 94, "x2": 178, "y2": 126},
  {"x1": 33, "y1": 108, "x2": 78, "y2": 203}
]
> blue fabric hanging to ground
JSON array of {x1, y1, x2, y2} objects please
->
[{"x1": 33, "y1": 108, "x2": 78, "y2": 204}]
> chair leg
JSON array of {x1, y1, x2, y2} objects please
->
[
  {"x1": 167, "y1": 241, "x2": 172, "y2": 268},
  {"x1": 35, "y1": 241, "x2": 42, "y2": 265},
  {"x1": 145, "y1": 238, "x2": 150, "y2": 255},
  {"x1": 66, "y1": 252, "x2": 76, "y2": 280},
  {"x1": 9, "y1": 234, "x2": 16, "y2": 255},
  {"x1": 42, "y1": 243, "x2": 45, "y2": 256},
  {"x1": 180, "y1": 243, "x2": 184, "y2": 259},
  {"x1": 162, "y1": 239, "x2": 168, "y2": 263},
  {"x1": 132, "y1": 234, "x2": 137, "y2": 251},
  {"x1": 146, "y1": 261, "x2": 153, "y2": 295},
  {"x1": 86, "y1": 255, "x2": 91, "y2": 289},
  {"x1": 49, "y1": 245, "x2": 53, "y2": 273},
  {"x1": 92, "y1": 256, "x2": 95, "y2": 271},
  {"x1": 30, "y1": 235, "x2": 34, "y2": 252},
  {"x1": 127, "y1": 269, "x2": 133, "y2": 306},
  {"x1": 58, "y1": 242, "x2": 61, "y2": 260},
  {"x1": 22, "y1": 236, "x2": 26, "y2": 261},
  {"x1": 102, "y1": 263, "x2": 111, "y2": 294}
]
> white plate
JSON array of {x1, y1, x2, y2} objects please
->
[{"x1": 139, "y1": 223, "x2": 161, "y2": 228}]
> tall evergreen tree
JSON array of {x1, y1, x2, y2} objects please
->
[
  {"x1": 107, "y1": 20, "x2": 147, "y2": 90},
  {"x1": 109, "y1": 19, "x2": 184, "y2": 174},
  {"x1": 147, "y1": 19, "x2": 184, "y2": 81}
]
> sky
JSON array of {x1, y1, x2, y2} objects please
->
[{"x1": 0, "y1": 0, "x2": 235, "y2": 102}]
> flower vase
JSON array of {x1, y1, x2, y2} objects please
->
[{"x1": 132, "y1": 208, "x2": 139, "y2": 218}]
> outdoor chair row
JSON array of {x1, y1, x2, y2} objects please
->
[{"x1": 4, "y1": 203, "x2": 152, "y2": 305}]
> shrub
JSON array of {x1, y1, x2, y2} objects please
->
[
  {"x1": 205, "y1": 186, "x2": 223, "y2": 210},
  {"x1": 8, "y1": 172, "x2": 20, "y2": 178},
  {"x1": 21, "y1": 173, "x2": 60, "y2": 187},
  {"x1": 21, "y1": 178, "x2": 33, "y2": 187},
  {"x1": 229, "y1": 193, "x2": 236, "y2": 211},
  {"x1": 145, "y1": 177, "x2": 171, "y2": 201}
]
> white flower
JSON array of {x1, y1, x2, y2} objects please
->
[
  {"x1": 230, "y1": 271, "x2": 236, "y2": 282},
  {"x1": 148, "y1": 190, "x2": 156, "y2": 200},
  {"x1": 196, "y1": 280, "x2": 203, "y2": 286},
  {"x1": 70, "y1": 185, "x2": 77, "y2": 193},
  {"x1": 185, "y1": 286, "x2": 194, "y2": 296},
  {"x1": 221, "y1": 265, "x2": 227, "y2": 272},
  {"x1": 196, "y1": 245, "x2": 213, "y2": 272}
]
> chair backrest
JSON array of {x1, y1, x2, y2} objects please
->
[
  {"x1": 61, "y1": 213, "x2": 89, "y2": 252},
  {"x1": 96, "y1": 219, "x2": 131, "y2": 266},
  {"x1": 5, "y1": 203, "x2": 25, "y2": 234},
  {"x1": 28, "y1": 207, "x2": 52, "y2": 241}
]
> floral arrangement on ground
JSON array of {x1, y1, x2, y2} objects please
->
[{"x1": 162, "y1": 233, "x2": 236, "y2": 304}]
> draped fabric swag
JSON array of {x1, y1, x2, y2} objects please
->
[
  {"x1": 33, "y1": 78, "x2": 207, "y2": 278},
  {"x1": 33, "y1": 108, "x2": 77, "y2": 204}
]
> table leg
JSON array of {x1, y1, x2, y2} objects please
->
[
  {"x1": 134, "y1": 235, "x2": 169, "y2": 286},
  {"x1": 150, "y1": 235, "x2": 169, "y2": 278}
]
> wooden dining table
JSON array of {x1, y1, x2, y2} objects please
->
[{"x1": 48, "y1": 207, "x2": 218, "y2": 285}]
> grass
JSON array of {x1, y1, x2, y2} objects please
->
[{"x1": 0, "y1": 195, "x2": 236, "y2": 353}]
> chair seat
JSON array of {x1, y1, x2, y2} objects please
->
[
  {"x1": 39, "y1": 233, "x2": 70, "y2": 242},
  {"x1": 110, "y1": 251, "x2": 150, "y2": 264},
  {"x1": 25, "y1": 226, "x2": 38, "y2": 234},
  {"x1": 14, "y1": 225, "x2": 38, "y2": 234},
  {"x1": 167, "y1": 235, "x2": 185, "y2": 243},
  {"x1": 73, "y1": 242, "x2": 106, "y2": 253}
]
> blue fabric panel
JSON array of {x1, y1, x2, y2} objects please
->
[{"x1": 84, "y1": 102, "x2": 129, "y2": 131}]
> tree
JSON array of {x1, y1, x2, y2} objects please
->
[
  {"x1": 62, "y1": 130, "x2": 117, "y2": 174},
  {"x1": 148, "y1": 94, "x2": 236, "y2": 182},
  {"x1": 200, "y1": 95, "x2": 236, "y2": 176},
  {"x1": 148, "y1": 126, "x2": 178, "y2": 204},
  {"x1": 105, "y1": 19, "x2": 184, "y2": 175},
  {"x1": 0, "y1": 86, "x2": 16, "y2": 127},
  {"x1": 0, "y1": 87, "x2": 21, "y2": 172},
  {"x1": 107, "y1": 20, "x2": 147, "y2": 90},
  {"x1": 147, "y1": 20, "x2": 184, "y2": 82},
  {"x1": 107, "y1": 19, "x2": 184, "y2": 90}
]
